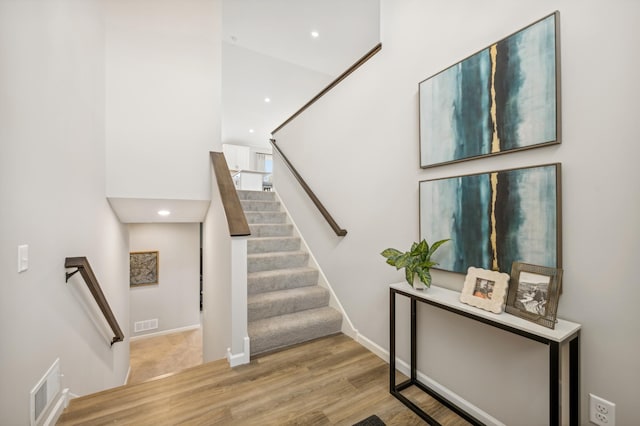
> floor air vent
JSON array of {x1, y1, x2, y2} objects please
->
[
  {"x1": 134, "y1": 318, "x2": 159, "y2": 333},
  {"x1": 30, "y1": 358, "x2": 61, "y2": 426}
]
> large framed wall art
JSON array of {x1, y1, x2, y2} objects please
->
[
  {"x1": 419, "y1": 163, "x2": 561, "y2": 275},
  {"x1": 419, "y1": 12, "x2": 560, "y2": 168}
]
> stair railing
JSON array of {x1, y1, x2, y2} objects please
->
[
  {"x1": 210, "y1": 151, "x2": 251, "y2": 237},
  {"x1": 65, "y1": 257, "x2": 124, "y2": 345},
  {"x1": 271, "y1": 43, "x2": 382, "y2": 134},
  {"x1": 269, "y1": 43, "x2": 382, "y2": 237},
  {"x1": 270, "y1": 139, "x2": 347, "y2": 237}
]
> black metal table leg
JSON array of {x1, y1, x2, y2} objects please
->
[
  {"x1": 570, "y1": 333, "x2": 580, "y2": 426},
  {"x1": 411, "y1": 297, "x2": 417, "y2": 382},
  {"x1": 550, "y1": 341, "x2": 560, "y2": 426},
  {"x1": 390, "y1": 288, "x2": 396, "y2": 393}
]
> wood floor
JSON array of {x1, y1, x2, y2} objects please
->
[
  {"x1": 127, "y1": 328, "x2": 203, "y2": 385},
  {"x1": 58, "y1": 334, "x2": 472, "y2": 425}
]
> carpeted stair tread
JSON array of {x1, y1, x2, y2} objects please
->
[
  {"x1": 237, "y1": 190, "x2": 275, "y2": 201},
  {"x1": 240, "y1": 200, "x2": 281, "y2": 212},
  {"x1": 248, "y1": 267, "x2": 319, "y2": 294},
  {"x1": 248, "y1": 236, "x2": 301, "y2": 254},
  {"x1": 238, "y1": 189, "x2": 343, "y2": 356},
  {"x1": 245, "y1": 211, "x2": 287, "y2": 224},
  {"x1": 248, "y1": 286, "x2": 330, "y2": 321},
  {"x1": 249, "y1": 223, "x2": 293, "y2": 237},
  {"x1": 248, "y1": 250, "x2": 308, "y2": 273},
  {"x1": 248, "y1": 307, "x2": 343, "y2": 355}
]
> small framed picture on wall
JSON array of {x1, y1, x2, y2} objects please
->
[{"x1": 130, "y1": 251, "x2": 159, "y2": 286}]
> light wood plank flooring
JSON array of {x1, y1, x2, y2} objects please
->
[
  {"x1": 58, "y1": 334, "x2": 471, "y2": 425},
  {"x1": 128, "y1": 328, "x2": 203, "y2": 385}
]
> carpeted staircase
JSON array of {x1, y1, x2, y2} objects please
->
[{"x1": 238, "y1": 190, "x2": 343, "y2": 356}]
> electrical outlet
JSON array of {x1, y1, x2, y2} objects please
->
[{"x1": 589, "y1": 393, "x2": 615, "y2": 425}]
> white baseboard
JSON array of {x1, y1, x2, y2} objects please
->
[
  {"x1": 130, "y1": 323, "x2": 201, "y2": 341},
  {"x1": 273, "y1": 190, "x2": 359, "y2": 338},
  {"x1": 356, "y1": 333, "x2": 390, "y2": 362},
  {"x1": 42, "y1": 388, "x2": 78, "y2": 426},
  {"x1": 226, "y1": 336, "x2": 251, "y2": 367},
  {"x1": 355, "y1": 332, "x2": 505, "y2": 426},
  {"x1": 124, "y1": 366, "x2": 131, "y2": 385}
]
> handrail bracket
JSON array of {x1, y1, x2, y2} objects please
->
[{"x1": 65, "y1": 268, "x2": 80, "y2": 282}]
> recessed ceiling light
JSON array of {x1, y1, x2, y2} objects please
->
[
  {"x1": 311, "y1": 31, "x2": 319, "y2": 38},
  {"x1": 157, "y1": 210, "x2": 171, "y2": 216},
  {"x1": 249, "y1": 129, "x2": 254, "y2": 133},
  {"x1": 264, "y1": 97, "x2": 271, "y2": 103}
]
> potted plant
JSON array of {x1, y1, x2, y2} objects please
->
[{"x1": 381, "y1": 238, "x2": 450, "y2": 290}]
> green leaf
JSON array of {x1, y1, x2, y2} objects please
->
[
  {"x1": 394, "y1": 253, "x2": 411, "y2": 269},
  {"x1": 412, "y1": 239, "x2": 428, "y2": 256},
  {"x1": 381, "y1": 248, "x2": 402, "y2": 259},
  {"x1": 423, "y1": 269, "x2": 432, "y2": 287},
  {"x1": 405, "y1": 267, "x2": 414, "y2": 285},
  {"x1": 427, "y1": 238, "x2": 450, "y2": 258}
]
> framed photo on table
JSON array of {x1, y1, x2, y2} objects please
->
[
  {"x1": 460, "y1": 267, "x2": 510, "y2": 313},
  {"x1": 505, "y1": 262, "x2": 562, "y2": 328}
]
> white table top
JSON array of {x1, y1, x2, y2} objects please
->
[{"x1": 390, "y1": 282, "x2": 581, "y2": 343}]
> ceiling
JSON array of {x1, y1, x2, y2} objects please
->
[
  {"x1": 108, "y1": 198, "x2": 211, "y2": 223},
  {"x1": 109, "y1": 1, "x2": 380, "y2": 224},
  {"x1": 222, "y1": 0, "x2": 380, "y2": 148}
]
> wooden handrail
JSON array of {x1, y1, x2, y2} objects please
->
[
  {"x1": 64, "y1": 257, "x2": 124, "y2": 345},
  {"x1": 271, "y1": 43, "x2": 382, "y2": 135},
  {"x1": 267, "y1": 45, "x2": 383, "y2": 236},
  {"x1": 210, "y1": 151, "x2": 251, "y2": 237},
  {"x1": 270, "y1": 139, "x2": 347, "y2": 237}
]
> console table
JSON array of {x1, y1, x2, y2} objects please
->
[{"x1": 389, "y1": 282, "x2": 581, "y2": 426}]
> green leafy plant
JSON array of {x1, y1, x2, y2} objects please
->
[{"x1": 381, "y1": 238, "x2": 450, "y2": 288}]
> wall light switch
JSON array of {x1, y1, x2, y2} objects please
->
[{"x1": 18, "y1": 244, "x2": 28, "y2": 273}]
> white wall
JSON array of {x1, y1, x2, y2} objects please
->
[
  {"x1": 202, "y1": 170, "x2": 232, "y2": 362},
  {"x1": 222, "y1": 42, "x2": 334, "y2": 149},
  {"x1": 105, "y1": 0, "x2": 220, "y2": 201},
  {"x1": 273, "y1": 1, "x2": 640, "y2": 424},
  {"x1": 0, "y1": 1, "x2": 130, "y2": 424},
  {"x1": 129, "y1": 223, "x2": 200, "y2": 336}
]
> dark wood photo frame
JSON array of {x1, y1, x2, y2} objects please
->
[{"x1": 505, "y1": 261, "x2": 562, "y2": 329}]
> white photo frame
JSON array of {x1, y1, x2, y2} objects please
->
[{"x1": 459, "y1": 267, "x2": 510, "y2": 313}]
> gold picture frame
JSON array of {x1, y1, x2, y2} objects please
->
[{"x1": 130, "y1": 251, "x2": 159, "y2": 286}]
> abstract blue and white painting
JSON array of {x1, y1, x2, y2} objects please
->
[
  {"x1": 420, "y1": 12, "x2": 558, "y2": 167},
  {"x1": 419, "y1": 164, "x2": 561, "y2": 275}
]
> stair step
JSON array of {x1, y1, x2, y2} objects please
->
[
  {"x1": 245, "y1": 211, "x2": 287, "y2": 224},
  {"x1": 248, "y1": 307, "x2": 343, "y2": 355},
  {"x1": 248, "y1": 236, "x2": 300, "y2": 254},
  {"x1": 247, "y1": 251, "x2": 308, "y2": 273},
  {"x1": 241, "y1": 200, "x2": 280, "y2": 212},
  {"x1": 248, "y1": 286, "x2": 330, "y2": 321},
  {"x1": 249, "y1": 223, "x2": 293, "y2": 237},
  {"x1": 237, "y1": 190, "x2": 275, "y2": 201},
  {"x1": 248, "y1": 267, "x2": 319, "y2": 294}
]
